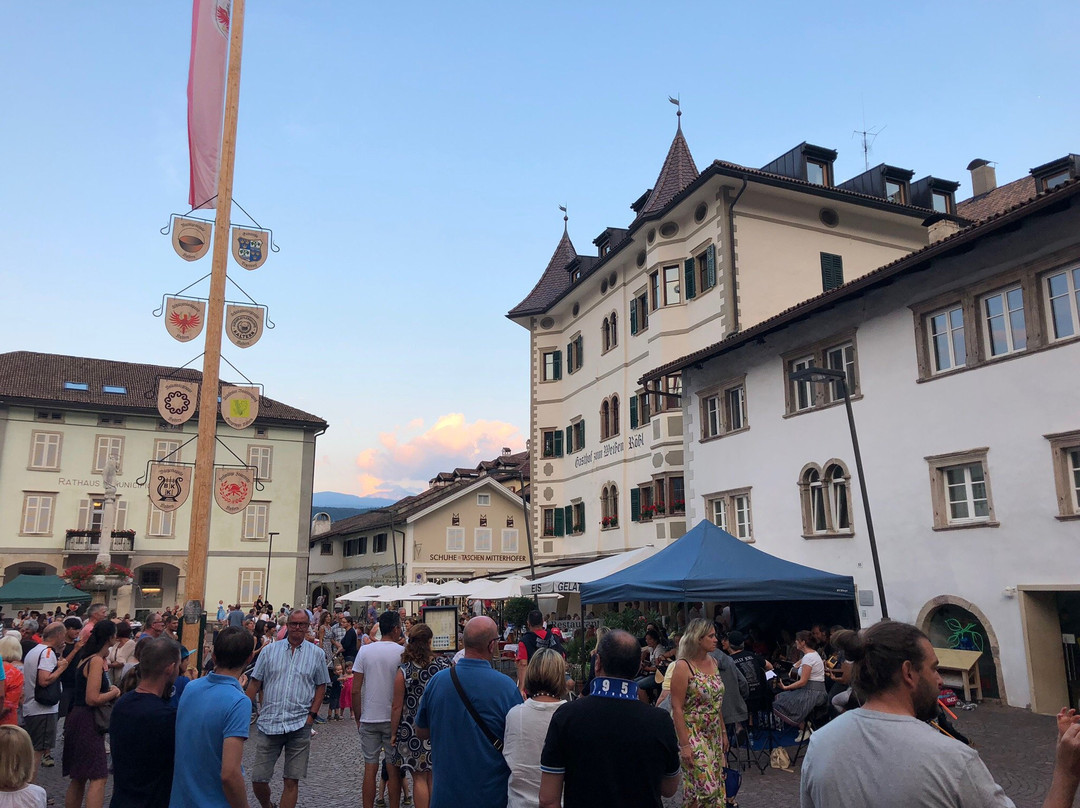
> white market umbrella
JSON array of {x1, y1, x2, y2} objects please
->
[
  {"x1": 522, "y1": 546, "x2": 659, "y2": 597},
  {"x1": 427, "y1": 579, "x2": 470, "y2": 598},
  {"x1": 336, "y1": 585, "x2": 381, "y2": 602},
  {"x1": 469, "y1": 575, "x2": 532, "y2": 601}
]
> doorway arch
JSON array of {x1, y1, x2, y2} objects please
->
[{"x1": 916, "y1": 595, "x2": 1006, "y2": 703}]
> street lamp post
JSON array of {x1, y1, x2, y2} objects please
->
[
  {"x1": 266, "y1": 531, "x2": 278, "y2": 602},
  {"x1": 788, "y1": 366, "x2": 888, "y2": 619}
]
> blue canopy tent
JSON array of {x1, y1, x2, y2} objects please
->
[{"x1": 581, "y1": 520, "x2": 855, "y2": 604}]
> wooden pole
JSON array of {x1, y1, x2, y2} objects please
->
[{"x1": 183, "y1": 0, "x2": 246, "y2": 659}]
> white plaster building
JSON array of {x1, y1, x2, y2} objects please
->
[
  {"x1": 508, "y1": 121, "x2": 962, "y2": 564},
  {"x1": 648, "y1": 168, "x2": 1080, "y2": 713},
  {"x1": 0, "y1": 351, "x2": 326, "y2": 616}
]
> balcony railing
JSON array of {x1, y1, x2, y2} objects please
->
[{"x1": 64, "y1": 529, "x2": 135, "y2": 553}]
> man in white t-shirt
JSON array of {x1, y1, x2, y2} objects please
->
[
  {"x1": 352, "y1": 610, "x2": 405, "y2": 808},
  {"x1": 24, "y1": 622, "x2": 74, "y2": 777}
]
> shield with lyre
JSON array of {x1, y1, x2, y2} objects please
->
[
  {"x1": 171, "y1": 217, "x2": 212, "y2": 261},
  {"x1": 148, "y1": 463, "x2": 190, "y2": 513},
  {"x1": 165, "y1": 298, "x2": 206, "y2": 343},
  {"x1": 225, "y1": 305, "x2": 264, "y2": 349},
  {"x1": 221, "y1": 385, "x2": 259, "y2": 429},
  {"x1": 214, "y1": 467, "x2": 253, "y2": 514},
  {"x1": 231, "y1": 227, "x2": 269, "y2": 271},
  {"x1": 157, "y1": 379, "x2": 198, "y2": 426}
]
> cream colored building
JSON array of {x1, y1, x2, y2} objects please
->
[
  {"x1": 309, "y1": 451, "x2": 529, "y2": 602},
  {"x1": 508, "y1": 124, "x2": 962, "y2": 562},
  {"x1": 0, "y1": 351, "x2": 326, "y2": 617}
]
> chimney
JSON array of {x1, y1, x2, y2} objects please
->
[{"x1": 967, "y1": 159, "x2": 997, "y2": 197}]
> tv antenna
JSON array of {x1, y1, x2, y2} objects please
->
[{"x1": 853, "y1": 123, "x2": 885, "y2": 171}]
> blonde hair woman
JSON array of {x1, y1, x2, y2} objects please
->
[
  {"x1": 670, "y1": 618, "x2": 726, "y2": 808},
  {"x1": 0, "y1": 725, "x2": 46, "y2": 807},
  {"x1": 502, "y1": 648, "x2": 567, "y2": 808}
]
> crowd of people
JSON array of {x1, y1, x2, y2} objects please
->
[{"x1": 6, "y1": 601, "x2": 1080, "y2": 808}]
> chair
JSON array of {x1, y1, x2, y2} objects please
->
[{"x1": 789, "y1": 700, "x2": 832, "y2": 768}]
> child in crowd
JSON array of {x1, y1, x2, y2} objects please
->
[
  {"x1": 0, "y1": 725, "x2": 47, "y2": 808},
  {"x1": 326, "y1": 663, "x2": 343, "y2": 721},
  {"x1": 339, "y1": 665, "x2": 354, "y2": 720}
]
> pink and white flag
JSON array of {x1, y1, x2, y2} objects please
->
[{"x1": 187, "y1": 0, "x2": 231, "y2": 209}]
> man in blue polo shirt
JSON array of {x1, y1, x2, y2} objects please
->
[
  {"x1": 416, "y1": 616, "x2": 521, "y2": 808},
  {"x1": 170, "y1": 627, "x2": 255, "y2": 808}
]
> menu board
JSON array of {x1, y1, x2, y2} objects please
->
[{"x1": 423, "y1": 606, "x2": 459, "y2": 653}]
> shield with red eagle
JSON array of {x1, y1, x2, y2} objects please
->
[
  {"x1": 221, "y1": 385, "x2": 259, "y2": 429},
  {"x1": 157, "y1": 379, "x2": 199, "y2": 426},
  {"x1": 165, "y1": 298, "x2": 206, "y2": 343},
  {"x1": 171, "y1": 217, "x2": 212, "y2": 261},
  {"x1": 231, "y1": 227, "x2": 269, "y2": 271},
  {"x1": 148, "y1": 463, "x2": 191, "y2": 513},
  {"x1": 214, "y1": 467, "x2": 253, "y2": 515}
]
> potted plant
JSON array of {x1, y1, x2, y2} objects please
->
[
  {"x1": 62, "y1": 562, "x2": 134, "y2": 592},
  {"x1": 671, "y1": 499, "x2": 685, "y2": 514}
]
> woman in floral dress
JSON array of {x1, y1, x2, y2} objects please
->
[
  {"x1": 390, "y1": 623, "x2": 449, "y2": 808},
  {"x1": 671, "y1": 618, "x2": 727, "y2": 808}
]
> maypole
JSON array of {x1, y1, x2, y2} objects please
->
[{"x1": 182, "y1": 0, "x2": 246, "y2": 659}]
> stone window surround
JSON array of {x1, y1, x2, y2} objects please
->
[
  {"x1": 797, "y1": 459, "x2": 855, "y2": 539},
  {"x1": 702, "y1": 486, "x2": 754, "y2": 542},
  {"x1": 925, "y1": 447, "x2": 999, "y2": 531},
  {"x1": 1046, "y1": 429, "x2": 1080, "y2": 521},
  {"x1": 20, "y1": 491, "x2": 57, "y2": 536},
  {"x1": 698, "y1": 375, "x2": 749, "y2": 442},
  {"x1": 781, "y1": 329, "x2": 862, "y2": 418},
  {"x1": 28, "y1": 430, "x2": 63, "y2": 471}
]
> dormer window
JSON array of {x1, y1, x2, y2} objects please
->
[
  {"x1": 1031, "y1": 155, "x2": 1079, "y2": 193},
  {"x1": 1044, "y1": 171, "x2": 1070, "y2": 190},
  {"x1": 806, "y1": 159, "x2": 829, "y2": 186},
  {"x1": 931, "y1": 191, "x2": 952, "y2": 214},
  {"x1": 885, "y1": 179, "x2": 906, "y2": 204}
]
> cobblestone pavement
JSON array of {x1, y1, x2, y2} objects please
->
[{"x1": 36, "y1": 702, "x2": 1059, "y2": 807}]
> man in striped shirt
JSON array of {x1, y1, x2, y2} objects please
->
[{"x1": 246, "y1": 608, "x2": 329, "y2": 808}]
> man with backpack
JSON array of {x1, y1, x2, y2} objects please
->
[{"x1": 516, "y1": 610, "x2": 565, "y2": 696}]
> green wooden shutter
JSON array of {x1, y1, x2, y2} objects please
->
[
  {"x1": 575, "y1": 335, "x2": 583, "y2": 368},
  {"x1": 577, "y1": 419, "x2": 584, "y2": 447},
  {"x1": 630, "y1": 488, "x2": 641, "y2": 521},
  {"x1": 821, "y1": 253, "x2": 844, "y2": 291},
  {"x1": 630, "y1": 395, "x2": 639, "y2": 429},
  {"x1": 564, "y1": 505, "x2": 573, "y2": 533},
  {"x1": 553, "y1": 507, "x2": 564, "y2": 537},
  {"x1": 630, "y1": 301, "x2": 638, "y2": 335},
  {"x1": 565, "y1": 425, "x2": 573, "y2": 453},
  {"x1": 684, "y1": 258, "x2": 696, "y2": 299},
  {"x1": 578, "y1": 503, "x2": 585, "y2": 532},
  {"x1": 553, "y1": 350, "x2": 562, "y2": 380},
  {"x1": 566, "y1": 341, "x2": 574, "y2": 373},
  {"x1": 706, "y1": 244, "x2": 716, "y2": 288}
]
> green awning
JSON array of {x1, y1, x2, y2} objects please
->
[{"x1": 0, "y1": 574, "x2": 92, "y2": 604}]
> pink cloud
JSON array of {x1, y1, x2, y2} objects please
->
[{"x1": 353, "y1": 413, "x2": 525, "y2": 496}]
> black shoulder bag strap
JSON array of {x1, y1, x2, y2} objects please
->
[{"x1": 449, "y1": 664, "x2": 503, "y2": 751}]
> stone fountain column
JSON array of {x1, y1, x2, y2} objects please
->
[{"x1": 96, "y1": 454, "x2": 119, "y2": 567}]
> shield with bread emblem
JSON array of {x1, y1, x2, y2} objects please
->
[{"x1": 172, "y1": 217, "x2": 212, "y2": 261}]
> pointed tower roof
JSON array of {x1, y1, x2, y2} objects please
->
[
  {"x1": 636, "y1": 123, "x2": 699, "y2": 219},
  {"x1": 507, "y1": 227, "x2": 578, "y2": 318}
]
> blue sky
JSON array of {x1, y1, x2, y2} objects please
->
[{"x1": 2, "y1": 2, "x2": 1075, "y2": 497}]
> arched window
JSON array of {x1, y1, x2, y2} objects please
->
[
  {"x1": 800, "y1": 461, "x2": 853, "y2": 536},
  {"x1": 825, "y1": 462, "x2": 852, "y2": 532},
  {"x1": 799, "y1": 464, "x2": 826, "y2": 535},
  {"x1": 610, "y1": 395, "x2": 620, "y2": 436},
  {"x1": 610, "y1": 484, "x2": 618, "y2": 520},
  {"x1": 602, "y1": 317, "x2": 610, "y2": 353},
  {"x1": 600, "y1": 399, "x2": 610, "y2": 440},
  {"x1": 609, "y1": 311, "x2": 618, "y2": 349},
  {"x1": 601, "y1": 483, "x2": 619, "y2": 528}
]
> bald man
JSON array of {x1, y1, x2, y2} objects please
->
[{"x1": 416, "y1": 616, "x2": 522, "y2": 808}]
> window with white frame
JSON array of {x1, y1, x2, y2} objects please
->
[
  {"x1": 78, "y1": 497, "x2": 128, "y2": 532},
  {"x1": 148, "y1": 506, "x2": 175, "y2": 538},
  {"x1": 501, "y1": 528, "x2": 519, "y2": 552},
  {"x1": 981, "y1": 286, "x2": 1027, "y2": 357},
  {"x1": 93, "y1": 435, "x2": 124, "y2": 474},
  {"x1": 926, "y1": 449, "x2": 997, "y2": 530},
  {"x1": 237, "y1": 569, "x2": 264, "y2": 606},
  {"x1": 248, "y1": 445, "x2": 272, "y2": 481},
  {"x1": 21, "y1": 493, "x2": 55, "y2": 535},
  {"x1": 243, "y1": 502, "x2": 269, "y2": 540},
  {"x1": 154, "y1": 439, "x2": 181, "y2": 463},
  {"x1": 1047, "y1": 431, "x2": 1080, "y2": 519},
  {"x1": 700, "y1": 378, "x2": 747, "y2": 440},
  {"x1": 29, "y1": 431, "x2": 62, "y2": 470},
  {"x1": 446, "y1": 527, "x2": 465, "y2": 552},
  {"x1": 373, "y1": 533, "x2": 388, "y2": 553},
  {"x1": 706, "y1": 488, "x2": 753, "y2": 541},
  {"x1": 541, "y1": 427, "x2": 563, "y2": 458},
  {"x1": 477, "y1": 493, "x2": 491, "y2": 507},
  {"x1": 798, "y1": 462, "x2": 854, "y2": 537},
  {"x1": 663, "y1": 265, "x2": 681, "y2": 305},
  {"x1": 320, "y1": 542, "x2": 333, "y2": 556},
  {"x1": 474, "y1": 528, "x2": 492, "y2": 552},
  {"x1": 1046, "y1": 267, "x2": 1080, "y2": 341},
  {"x1": 927, "y1": 305, "x2": 966, "y2": 372},
  {"x1": 784, "y1": 333, "x2": 861, "y2": 415},
  {"x1": 542, "y1": 349, "x2": 562, "y2": 382}
]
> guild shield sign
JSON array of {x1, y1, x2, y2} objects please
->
[
  {"x1": 225, "y1": 305, "x2": 264, "y2": 349},
  {"x1": 221, "y1": 385, "x2": 259, "y2": 429},
  {"x1": 157, "y1": 379, "x2": 198, "y2": 426},
  {"x1": 165, "y1": 298, "x2": 206, "y2": 343},
  {"x1": 214, "y1": 467, "x2": 254, "y2": 514},
  {"x1": 231, "y1": 227, "x2": 269, "y2": 271},
  {"x1": 171, "y1": 217, "x2": 212, "y2": 261},
  {"x1": 148, "y1": 463, "x2": 190, "y2": 513}
]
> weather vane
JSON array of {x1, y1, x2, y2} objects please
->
[
  {"x1": 668, "y1": 94, "x2": 682, "y2": 124},
  {"x1": 559, "y1": 204, "x2": 568, "y2": 233}
]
